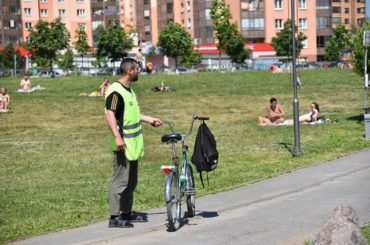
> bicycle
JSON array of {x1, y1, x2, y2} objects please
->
[{"x1": 160, "y1": 114, "x2": 209, "y2": 231}]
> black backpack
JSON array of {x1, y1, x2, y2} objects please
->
[{"x1": 191, "y1": 122, "x2": 219, "y2": 187}]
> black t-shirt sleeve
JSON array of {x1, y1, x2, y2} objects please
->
[{"x1": 105, "y1": 92, "x2": 124, "y2": 112}]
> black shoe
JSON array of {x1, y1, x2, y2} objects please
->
[
  {"x1": 108, "y1": 216, "x2": 134, "y2": 228},
  {"x1": 121, "y1": 212, "x2": 148, "y2": 223}
]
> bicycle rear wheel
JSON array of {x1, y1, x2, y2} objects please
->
[
  {"x1": 166, "y1": 172, "x2": 181, "y2": 231},
  {"x1": 186, "y1": 165, "x2": 196, "y2": 217}
]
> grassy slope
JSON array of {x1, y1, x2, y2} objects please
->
[{"x1": 1, "y1": 69, "x2": 369, "y2": 244}]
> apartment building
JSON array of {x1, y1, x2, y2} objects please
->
[
  {"x1": 133, "y1": 0, "x2": 365, "y2": 62},
  {"x1": 19, "y1": 0, "x2": 93, "y2": 46},
  {"x1": 0, "y1": 0, "x2": 22, "y2": 45},
  {"x1": 1, "y1": 0, "x2": 366, "y2": 62}
]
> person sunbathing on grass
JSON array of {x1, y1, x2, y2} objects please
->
[
  {"x1": 299, "y1": 102, "x2": 320, "y2": 123},
  {"x1": 258, "y1": 97, "x2": 286, "y2": 126},
  {"x1": 0, "y1": 87, "x2": 10, "y2": 112},
  {"x1": 17, "y1": 76, "x2": 45, "y2": 93}
]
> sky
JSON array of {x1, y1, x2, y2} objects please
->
[{"x1": 367, "y1": 0, "x2": 370, "y2": 18}]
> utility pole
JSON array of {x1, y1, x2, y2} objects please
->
[{"x1": 291, "y1": 0, "x2": 301, "y2": 156}]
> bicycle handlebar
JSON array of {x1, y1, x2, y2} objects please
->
[{"x1": 163, "y1": 114, "x2": 209, "y2": 139}]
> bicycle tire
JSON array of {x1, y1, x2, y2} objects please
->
[
  {"x1": 186, "y1": 165, "x2": 196, "y2": 217},
  {"x1": 166, "y1": 172, "x2": 181, "y2": 231}
]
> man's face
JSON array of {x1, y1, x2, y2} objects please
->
[{"x1": 130, "y1": 63, "x2": 140, "y2": 82}]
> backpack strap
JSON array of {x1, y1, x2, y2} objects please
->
[
  {"x1": 199, "y1": 172, "x2": 205, "y2": 188},
  {"x1": 199, "y1": 172, "x2": 210, "y2": 188}
]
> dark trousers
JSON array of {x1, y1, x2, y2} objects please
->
[{"x1": 109, "y1": 152, "x2": 138, "y2": 216}]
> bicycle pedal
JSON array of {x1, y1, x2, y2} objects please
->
[{"x1": 184, "y1": 188, "x2": 196, "y2": 195}]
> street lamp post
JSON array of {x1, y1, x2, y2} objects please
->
[{"x1": 291, "y1": 0, "x2": 301, "y2": 155}]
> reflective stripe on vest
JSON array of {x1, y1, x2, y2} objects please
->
[{"x1": 105, "y1": 82, "x2": 144, "y2": 160}]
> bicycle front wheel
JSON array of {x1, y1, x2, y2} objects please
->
[
  {"x1": 186, "y1": 165, "x2": 196, "y2": 217},
  {"x1": 166, "y1": 172, "x2": 181, "y2": 231}
]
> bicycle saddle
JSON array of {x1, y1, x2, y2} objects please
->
[{"x1": 161, "y1": 133, "x2": 182, "y2": 143}]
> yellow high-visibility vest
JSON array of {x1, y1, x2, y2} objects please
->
[{"x1": 105, "y1": 82, "x2": 144, "y2": 160}]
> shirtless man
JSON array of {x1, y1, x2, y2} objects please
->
[{"x1": 258, "y1": 97, "x2": 286, "y2": 125}]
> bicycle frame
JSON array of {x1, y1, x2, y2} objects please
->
[{"x1": 161, "y1": 114, "x2": 209, "y2": 230}]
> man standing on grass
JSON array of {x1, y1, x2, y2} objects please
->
[{"x1": 105, "y1": 57, "x2": 162, "y2": 228}]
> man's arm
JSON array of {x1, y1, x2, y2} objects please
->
[
  {"x1": 105, "y1": 110, "x2": 125, "y2": 150},
  {"x1": 141, "y1": 114, "x2": 163, "y2": 127}
]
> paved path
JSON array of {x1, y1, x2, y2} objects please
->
[{"x1": 15, "y1": 149, "x2": 370, "y2": 245}]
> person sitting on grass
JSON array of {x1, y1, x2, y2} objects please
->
[
  {"x1": 299, "y1": 102, "x2": 320, "y2": 123},
  {"x1": 258, "y1": 97, "x2": 286, "y2": 126},
  {"x1": 0, "y1": 87, "x2": 10, "y2": 112},
  {"x1": 100, "y1": 78, "x2": 110, "y2": 96},
  {"x1": 17, "y1": 75, "x2": 45, "y2": 93}
]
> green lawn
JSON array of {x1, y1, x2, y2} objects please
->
[
  {"x1": 1, "y1": 69, "x2": 370, "y2": 244},
  {"x1": 363, "y1": 225, "x2": 370, "y2": 244}
]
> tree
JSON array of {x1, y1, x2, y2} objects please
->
[
  {"x1": 74, "y1": 26, "x2": 90, "y2": 69},
  {"x1": 157, "y1": 22, "x2": 193, "y2": 68},
  {"x1": 210, "y1": 0, "x2": 249, "y2": 66},
  {"x1": 351, "y1": 20, "x2": 370, "y2": 75},
  {"x1": 57, "y1": 48, "x2": 74, "y2": 73},
  {"x1": 325, "y1": 24, "x2": 351, "y2": 61},
  {"x1": 180, "y1": 50, "x2": 202, "y2": 67},
  {"x1": 271, "y1": 20, "x2": 307, "y2": 57},
  {"x1": 0, "y1": 43, "x2": 24, "y2": 69},
  {"x1": 95, "y1": 21, "x2": 133, "y2": 68},
  {"x1": 26, "y1": 18, "x2": 70, "y2": 72}
]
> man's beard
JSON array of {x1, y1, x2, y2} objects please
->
[{"x1": 132, "y1": 74, "x2": 139, "y2": 82}]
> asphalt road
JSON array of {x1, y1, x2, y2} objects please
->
[{"x1": 15, "y1": 149, "x2": 370, "y2": 245}]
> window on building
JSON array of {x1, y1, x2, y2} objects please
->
[
  {"x1": 357, "y1": 18, "x2": 365, "y2": 25},
  {"x1": 58, "y1": 9, "x2": 65, "y2": 17},
  {"x1": 205, "y1": 9, "x2": 211, "y2": 20},
  {"x1": 9, "y1": 20, "x2": 16, "y2": 29},
  {"x1": 275, "y1": 19, "x2": 283, "y2": 29},
  {"x1": 242, "y1": 18, "x2": 265, "y2": 30},
  {"x1": 144, "y1": 25, "x2": 151, "y2": 34},
  {"x1": 357, "y1": 8, "x2": 365, "y2": 14},
  {"x1": 344, "y1": 19, "x2": 349, "y2": 24},
  {"x1": 316, "y1": 36, "x2": 330, "y2": 48},
  {"x1": 242, "y1": 0, "x2": 259, "y2": 11},
  {"x1": 345, "y1": 8, "x2": 349, "y2": 14},
  {"x1": 187, "y1": 18, "x2": 192, "y2": 29},
  {"x1": 275, "y1": 0, "x2": 282, "y2": 9},
  {"x1": 77, "y1": 9, "x2": 86, "y2": 17},
  {"x1": 187, "y1": 1, "x2": 191, "y2": 12},
  {"x1": 206, "y1": 26, "x2": 213, "y2": 38},
  {"x1": 92, "y1": 21, "x2": 103, "y2": 30},
  {"x1": 316, "y1": 16, "x2": 331, "y2": 28},
  {"x1": 298, "y1": 18, "x2": 307, "y2": 29},
  {"x1": 301, "y1": 39, "x2": 308, "y2": 49},
  {"x1": 57, "y1": 0, "x2": 64, "y2": 2},
  {"x1": 25, "y1": 22, "x2": 32, "y2": 30},
  {"x1": 10, "y1": 6, "x2": 20, "y2": 15},
  {"x1": 316, "y1": 0, "x2": 330, "y2": 9},
  {"x1": 40, "y1": 0, "x2": 47, "y2": 3},
  {"x1": 357, "y1": 0, "x2": 365, "y2": 3},
  {"x1": 144, "y1": 10, "x2": 150, "y2": 18},
  {"x1": 40, "y1": 9, "x2": 48, "y2": 16},
  {"x1": 298, "y1": 0, "x2": 307, "y2": 9},
  {"x1": 76, "y1": 0, "x2": 85, "y2": 2},
  {"x1": 345, "y1": 0, "x2": 349, "y2": 2},
  {"x1": 167, "y1": 3, "x2": 173, "y2": 13},
  {"x1": 143, "y1": 0, "x2": 149, "y2": 4},
  {"x1": 24, "y1": 8, "x2": 31, "y2": 16},
  {"x1": 332, "y1": 17, "x2": 341, "y2": 24},
  {"x1": 332, "y1": 7, "x2": 341, "y2": 13},
  {"x1": 332, "y1": 0, "x2": 340, "y2": 2}
]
